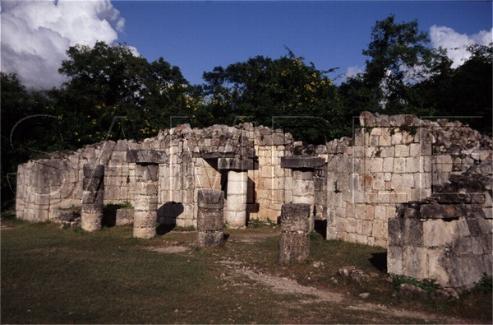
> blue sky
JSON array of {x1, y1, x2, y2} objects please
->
[
  {"x1": 2, "y1": 1, "x2": 491, "y2": 89},
  {"x1": 113, "y1": 1, "x2": 492, "y2": 85}
]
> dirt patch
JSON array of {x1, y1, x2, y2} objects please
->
[
  {"x1": 223, "y1": 259, "x2": 470, "y2": 324},
  {"x1": 146, "y1": 245, "x2": 190, "y2": 254},
  {"x1": 240, "y1": 268, "x2": 344, "y2": 303}
]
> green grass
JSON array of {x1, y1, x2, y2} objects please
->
[
  {"x1": 391, "y1": 275, "x2": 440, "y2": 293},
  {"x1": 1, "y1": 222, "x2": 291, "y2": 323},
  {"x1": 1, "y1": 219, "x2": 491, "y2": 323}
]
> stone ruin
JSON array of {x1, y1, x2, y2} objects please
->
[
  {"x1": 389, "y1": 172, "x2": 492, "y2": 289},
  {"x1": 15, "y1": 112, "x2": 492, "y2": 289},
  {"x1": 197, "y1": 189, "x2": 225, "y2": 247},
  {"x1": 279, "y1": 203, "x2": 311, "y2": 264},
  {"x1": 81, "y1": 164, "x2": 104, "y2": 232}
]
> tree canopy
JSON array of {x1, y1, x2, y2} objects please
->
[
  {"x1": 200, "y1": 51, "x2": 343, "y2": 142},
  {"x1": 55, "y1": 41, "x2": 199, "y2": 145}
]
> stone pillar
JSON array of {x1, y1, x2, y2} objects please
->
[
  {"x1": 281, "y1": 156, "x2": 325, "y2": 233},
  {"x1": 81, "y1": 164, "x2": 104, "y2": 232},
  {"x1": 197, "y1": 189, "x2": 224, "y2": 247},
  {"x1": 128, "y1": 149, "x2": 167, "y2": 239},
  {"x1": 133, "y1": 164, "x2": 159, "y2": 239},
  {"x1": 224, "y1": 170, "x2": 248, "y2": 229},
  {"x1": 279, "y1": 203, "x2": 311, "y2": 264},
  {"x1": 292, "y1": 170, "x2": 315, "y2": 231}
]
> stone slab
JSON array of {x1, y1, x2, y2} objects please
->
[
  {"x1": 281, "y1": 156, "x2": 325, "y2": 170},
  {"x1": 127, "y1": 150, "x2": 167, "y2": 164}
]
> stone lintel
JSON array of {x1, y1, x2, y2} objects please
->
[
  {"x1": 194, "y1": 152, "x2": 236, "y2": 159},
  {"x1": 397, "y1": 201, "x2": 486, "y2": 220},
  {"x1": 217, "y1": 157, "x2": 257, "y2": 171},
  {"x1": 281, "y1": 156, "x2": 325, "y2": 170},
  {"x1": 127, "y1": 149, "x2": 167, "y2": 164}
]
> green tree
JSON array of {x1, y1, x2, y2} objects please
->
[
  {"x1": 340, "y1": 15, "x2": 445, "y2": 116},
  {"x1": 1, "y1": 73, "x2": 60, "y2": 209},
  {"x1": 56, "y1": 41, "x2": 199, "y2": 145},
  {"x1": 201, "y1": 52, "x2": 343, "y2": 143},
  {"x1": 413, "y1": 44, "x2": 492, "y2": 134}
]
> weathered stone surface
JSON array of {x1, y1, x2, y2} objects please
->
[
  {"x1": 225, "y1": 171, "x2": 248, "y2": 229},
  {"x1": 199, "y1": 152, "x2": 236, "y2": 159},
  {"x1": 389, "y1": 196, "x2": 492, "y2": 289},
  {"x1": 127, "y1": 149, "x2": 167, "y2": 164},
  {"x1": 281, "y1": 156, "x2": 325, "y2": 170},
  {"x1": 81, "y1": 164, "x2": 104, "y2": 232},
  {"x1": 132, "y1": 162, "x2": 158, "y2": 239},
  {"x1": 197, "y1": 189, "x2": 224, "y2": 247},
  {"x1": 116, "y1": 208, "x2": 134, "y2": 226},
  {"x1": 292, "y1": 170, "x2": 315, "y2": 232},
  {"x1": 217, "y1": 157, "x2": 257, "y2": 171},
  {"x1": 279, "y1": 203, "x2": 310, "y2": 264},
  {"x1": 52, "y1": 207, "x2": 81, "y2": 229}
]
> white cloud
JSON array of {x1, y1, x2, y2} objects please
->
[
  {"x1": 1, "y1": 0, "x2": 126, "y2": 89},
  {"x1": 344, "y1": 65, "x2": 363, "y2": 80},
  {"x1": 429, "y1": 25, "x2": 493, "y2": 68},
  {"x1": 126, "y1": 45, "x2": 140, "y2": 57}
]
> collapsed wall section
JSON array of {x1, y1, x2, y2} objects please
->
[
  {"x1": 325, "y1": 112, "x2": 492, "y2": 247},
  {"x1": 388, "y1": 171, "x2": 492, "y2": 289}
]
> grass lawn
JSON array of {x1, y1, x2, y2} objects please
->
[{"x1": 1, "y1": 217, "x2": 491, "y2": 323}]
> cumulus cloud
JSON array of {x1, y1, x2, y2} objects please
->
[
  {"x1": 344, "y1": 65, "x2": 364, "y2": 80},
  {"x1": 1, "y1": 0, "x2": 125, "y2": 89},
  {"x1": 430, "y1": 25, "x2": 493, "y2": 68}
]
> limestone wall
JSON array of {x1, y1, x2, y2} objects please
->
[
  {"x1": 388, "y1": 172, "x2": 492, "y2": 289},
  {"x1": 15, "y1": 112, "x2": 491, "y2": 243},
  {"x1": 15, "y1": 123, "x2": 296, "y2": 227},
  {"x1": 250, "y1": 126, "x2": 294, "y2": 222},
  {"x1": 325, "y1": 112, "x2": 492, "y2": 247}
]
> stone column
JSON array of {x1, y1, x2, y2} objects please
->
[
  {"x1": 197, "y1": 189, "x2": 224, "y2": 247},
  {"x1": 127, "y1": 149, "x2": 167, "y2": 239},
  {"x1": 81, "y1": 164, "x2": 104, "y2": 232},
  {"x1": 281, "y1": 156, "x2": 325, "y2": 233},
  {"x1": 133, "y1": 164, "x2": 159, "y2": 239},
  {"x1": 279, "y1": 203, "x2": 310, "y2": 264},
  {"x1": 224, "y1": 170, "x2": 248, "y2": 229},
  {"x1": 292, "y1": 170, "x2": 315, "y2": 231}
]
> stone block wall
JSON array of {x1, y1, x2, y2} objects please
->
[
  {"x1": 15, "y1": 112, "x2": 491, "y2": 247},
  {"x1": 249, "y1": 126, "x2": 294, "y2": 222},
  {"x1": 388, "y1": 172, "x2": 492, "y2": 289},
  {"x1": 15, "y1": 123, "x2": 296, "y2": 227},
  {"x1": 325, "y1": 112, "x2": 492, "y2": 247},
  {"x1": 16, "y1": 158, "x2": 77, "y2": 222}
]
